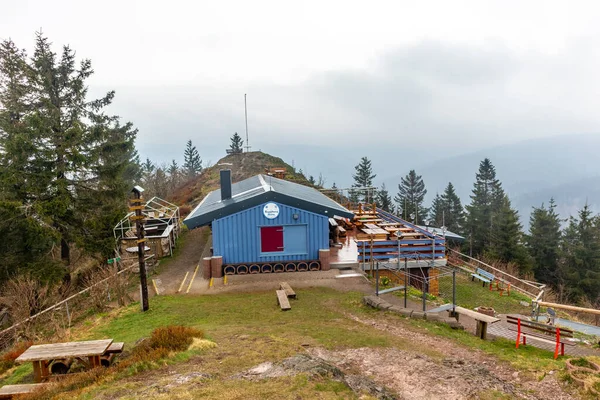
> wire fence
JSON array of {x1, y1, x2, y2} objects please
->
[{"x1": 0, "y1": 257, "x2": 144, "y2": 351}]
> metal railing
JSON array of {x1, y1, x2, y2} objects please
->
[{"x1": 447, "y1": 248, "x2": 544, "y2": 299}]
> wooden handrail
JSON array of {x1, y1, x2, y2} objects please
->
[{"x1": 447, "y1": 249, "x2": 543, "y2": 299}]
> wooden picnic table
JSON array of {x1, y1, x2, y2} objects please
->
[{"x1": 16, "y1": 339, "x2": 113, "y2": 382}]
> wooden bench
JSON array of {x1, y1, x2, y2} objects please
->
[
  {"x1": 100, "y1": 342, "x2": 125, "y2": 366},
  {"x1": 506, "y1": 315, "x2": 575, "y2": 359},
  {"x1": 279, "y1": 282, "x2": 296, "y2": 299},
  {"x1": 0, "y1": 383, "x2": 48, "y2": 399},
  {"x1": 454, "y1": 306, "x2": 500, "y2": 340},
  {"x1": 471, "y1": 268, "x2": 495, "y2": 288},
  {"x1": 276, "y1": 290, "x2": 291, "y2": 311}
]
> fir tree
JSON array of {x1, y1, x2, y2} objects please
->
[
  {"x1": 352, "y1": 157, "x2": 376, "y2": 202},
  {"x1": 429, "y1": 193, "x2": 444, "y2": 226},
  {"x1": 441, "y1": 182, "x2": 465, "y2": 234},
  {"x1": 183, "y1": 139, "x2": 202, "y2": 178},
  {"x1": 230, "y1": 132, "x2": 244, "y2": 153},
  {"x1": 527, "y1": 199, "x2": 562, "y2": 285},
  {"x1": 394, "y1": 170, "x2": 428, "y2": 224},
  {"x1": 168, "y1": 159, "x2": 181, "y2": 191},
  {"x1": 465, "y1": 158, "x2": 505, "y2": 256},
  {"x1": 559, "y1": 204, "x2": 600, "y2": 304},
  {"x1": 376, "y1": 183, "x2": 394, "y2": 213},
  {"x1": 487, "y1": 195, "x2": 530, "y2": 271},
  {"x1": 0, "y1": 33, "x2": 138, "y2": 267}
]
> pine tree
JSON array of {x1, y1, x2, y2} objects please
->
[
  {"x1": 352, "y1": 157, "x2": 376, "y2": 202},
  {"x1": 465, "y1": 158, "x2": 505, "y2": 256},
  {"x1": 487, "y1": 195, "x2": 530, "y2": 271},
  {"x1": 376, "y1": 183, "x2": 394, "y2": 213},
  {"x1": 441, "y1": 182, "x2": 465, "y2": 234},
  {"x1": 394, "y1": 170, "x2": 428, "y2": 224},
  {"x1": 183, "y1": 139, "x2": 202, "y2": 178},
  {"x1": 308, "y1": 175, "x2": 316, "y2": 185},
  {"x1": 230, "y1": 132, "x2": 244, "y2": 153},
  {"x1": 527, "y1": 199, "x2": 562, "y2": 285}
]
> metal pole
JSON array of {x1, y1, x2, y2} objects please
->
[
  {"x1": 362, "y1": 242, "x2": 366, "y2": 272},
  {"x1": 452, "y1": 270, "x2": 456, "y2": 313},
  {"x1": 404, "y1": 258, "x2": 408, "y2": 308},
  {"x1": 376, "y1": 262, "x2": 380, "y2": 296},
  {"x1": 422, "y1": 278, "x2": 427, "y2": 312},
  {"x1": 397, "y1": 239, "x2": 401, "y2": 271},
  {"x1": 132, "y1": 190, "x2": 149, "y2": 312},
  {"x1": 244, "y1": 93, "x2": 249, "y2": 152}
]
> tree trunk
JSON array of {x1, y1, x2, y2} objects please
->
[{"x1": 61, "y1": 237, "x2": 70, "y2": 265}]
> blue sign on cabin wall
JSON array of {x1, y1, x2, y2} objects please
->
[{"x1": 212, "y1": 201, "x2": 329, "y2": 264}]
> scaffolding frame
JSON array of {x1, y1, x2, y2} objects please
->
[{"x1": 113, "y1": 196, "x2": 181, "y2": 257}]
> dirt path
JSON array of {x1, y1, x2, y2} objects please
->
[
  {"x1": 155, "y1": 227, "x2": 208, "y2": 293},
  {"x1": 337, "y1": 311, "x2": 576, "y2": 400}
]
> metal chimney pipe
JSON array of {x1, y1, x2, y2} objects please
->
[{"x1": 220, "y1": 169, "x2": 232, "y2": 200}]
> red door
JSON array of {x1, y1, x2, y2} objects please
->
[{"x1": 261, "y1": 226, "x2": 284, "y2": 253}]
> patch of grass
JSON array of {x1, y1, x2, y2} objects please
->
[
  {"x1": 477, "y1": 389, "x2": 514, "y2": 399},
  {"x1": 436, "y1": 273, "x2": 532, "y2": 314},
  {"x1": 86, "y1": 288, "x2": 393, "y2": 351},
  {"x1": 314, "y1": 378, "x2": 353, "y2": 394},
  {"x1": 570, "y1": 357, "x2": 596, "y2": 369},
  {"x1": 0, "y1": 340, "x2": 33, "y2": 374},
  {"x1": 0, "y1": 363, "x2": 32, "y2": 385}
]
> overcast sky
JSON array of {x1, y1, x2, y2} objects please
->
[{"x1": 3, "y1": 0, "x2": 600, "y2": 175}]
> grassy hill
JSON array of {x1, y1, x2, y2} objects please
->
[
  {"x1": 169, "y1": 151, "x2": 313, "y2": 215},
  {"x1": 0, "y1": 287, "x2": 585, "y2": 399}
]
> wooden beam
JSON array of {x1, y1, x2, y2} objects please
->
[
  {"x1": 537, "y1": 301, "x2": 600, "y2": 316},
  {"x1": 276, "y1": 290, "x2": 291, "y2": 311}
]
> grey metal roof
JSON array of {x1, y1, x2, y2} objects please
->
[
  {"x1": 416, "y1": 225, "x2": 465, "y2": 241},
  {"x1": 184, "y1": 174, "x2": 354, "y2": 229}
]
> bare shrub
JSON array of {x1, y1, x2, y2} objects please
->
[
  {"x1": 0, "y1": 275, "x2": 62, "y2": 340},
  {"x1": 148, "y1": 325, "x2": 205, "y2": 351},
  {"x1": 81, "y1": 265, "x2": 120, "y2": 312}
]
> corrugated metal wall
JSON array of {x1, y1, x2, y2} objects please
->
[{"x1": 212, "y1": 202, "x2": 328, "y2": 264}]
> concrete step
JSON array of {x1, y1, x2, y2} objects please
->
[{"x1": 331, "y1": 261, "x2": 359, "y2": 270}]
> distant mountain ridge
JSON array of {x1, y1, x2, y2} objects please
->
[{"x1": 382, "y1": 134, "x2": 600, "y2": 228}]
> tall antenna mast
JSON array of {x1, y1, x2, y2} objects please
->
[{"x1": 244, "y1": 93, "x2": 251, "y2": 153}]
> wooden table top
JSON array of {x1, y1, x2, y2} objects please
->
[
  {"x1": 454, "y1": 306, "x2": 500, "y2": 324},
  {"x1": 16, "y1": 339, "x2": 113, "y2": 362}
]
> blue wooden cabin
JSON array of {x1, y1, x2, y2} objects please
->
[{"x1": 184, "y1": 170, "x2": 353, "y2": 272}]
